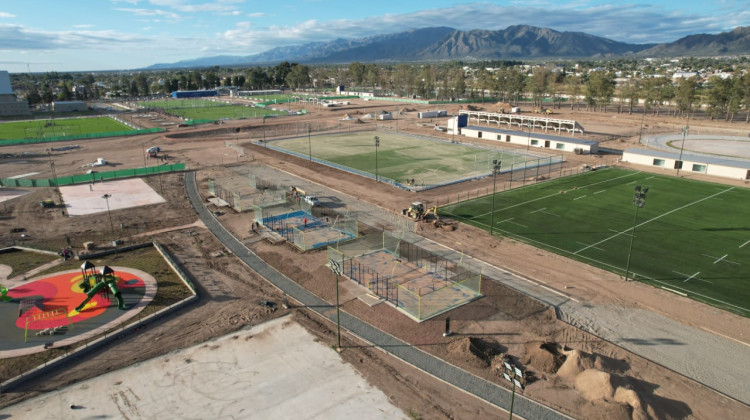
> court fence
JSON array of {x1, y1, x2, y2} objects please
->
[
  {"x1": 327, "y1": 231, "x2": 482, "y2": 321},
  {"x1": 0, "y1": 163, "x2": 186, "y2": 188},
  {"x1": 0, "y1": 127, "x2": 165, "y2": 146}
]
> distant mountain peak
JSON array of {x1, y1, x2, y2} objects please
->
[{"x1": 144, "y1": 25, "x2": 750, "y2": 70}]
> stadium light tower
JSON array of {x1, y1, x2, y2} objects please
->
[
  {"x1": 489, "y1": 160, "x2": 502, "y2": 236},
  {"x1": 374, "y1": 136, "x2": 380, "y2": 182},
  {"x1": 624, "y1": 186, "x2": 648, "y2": 281},
  {"x1": 101, "y1": 194, "x2": 116, "y2": 246},
  {"x1": 677, "y1": 121, "x2": 689, "y2": 176}
]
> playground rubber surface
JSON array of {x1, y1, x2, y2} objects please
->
[{"x1": 0, "y1": 267, "x2": 156, "y2": 357}]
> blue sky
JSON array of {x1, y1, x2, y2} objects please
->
[{"x1": 0, "y1": 0, "x2": 747, "y2": 72}]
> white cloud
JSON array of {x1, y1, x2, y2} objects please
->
[
  {"x1": 147, "y1": 0, "x2": 245, "y2": 14},
  {"x1": 116, "y1": 8, "x2": 181, "y2": 20},
  {"x1": 73, "y1": 24, "x2": 94, "y2": 29},
  {"x1": 247, "y1": 12, "x2": 265, "y2": 17},
  {"x1": 0, "y1": 23, "x2": 151, "y2": 51},
  {"x1": 0, "y1": 12, "x2": 16, "y2": 18}
]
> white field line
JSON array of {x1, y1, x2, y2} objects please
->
[
  {"x1": 639, "y1": 273, "x2": 750, "y2": 313},
  {"x1": 701, "y1": 253, "x2": 739, "y2": 265},
  {"x1": 441, "y1": 209, "x2": 635, "y2": 274},
  {"x1": 472, "y1": 170, "x2": 641, "y2": 219},
  {"x1": 574, "y1": 187, "x2": 736, "y2": 255},
  {"x1": 508, "y1": 221, "x2": 528, "y2": 228},
  {"x1": 445, "y1": 207, "x2": 750, "y2": 314},
  {"x1": 593, "y1": 190, "x2": 606, "y2": 195},
  {"x1": 530, "y1": 207, "x2": 546, "y2": 214},
  {"x1": 541, "y1": 210, "x2": 560, "y2": 217},
  {"x1": 740, "y1": 239, "x2": 750, "y2": 249},
  {"x1": 577, "y1": 241, "x2": 605, "y2": 251},
  {"x1": 574, "y1": 195, "x2": 587, "y2": 200},
  {"x1": 661, "y1": 286, "x2": 687, "y2": 296}
]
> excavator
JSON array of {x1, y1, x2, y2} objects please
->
[{"x1": 402, "y1": 202, "x2": 457, "y2": 230}]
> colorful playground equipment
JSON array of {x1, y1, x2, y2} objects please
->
[
  {"x1": 0, "y1": 284, "x2": 10, "y2": 302},
  {"x1": 75, "y1": 262, "x2": 125, "y2": 312}
]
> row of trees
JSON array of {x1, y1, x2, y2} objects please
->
[{"x1": 9, "y1": 58, "x2": 750, "y2": 121}]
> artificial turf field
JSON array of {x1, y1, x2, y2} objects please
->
[
  {"x1": 270, "y1": 131, "x2": 558, "y2": 187},
  {"x1": 137, "y1": 99, "x2": 286, "y2": 121},
  {"x1": 0, "y1": 116, "x2": 132, "y2": 141},
  {"x1": 440, "y1": 168, "x2": 750, "y2": 316}
]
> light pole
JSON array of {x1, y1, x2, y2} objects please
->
[
  {"x1": 141, "y1": 142, "x2": 148, "y2": 168},
  {"x1": 677, "y1": 121, "x2": 689, "y2": 176},
  {"x1": 489, "y1": 160, "x2": 501, "y2": 236},
  {"x1": 308, "y1": 122, "x2": 312, "y2": 163},
  {"x1": 624, "y1": 186, "x2": 648, "y2": 281},
  {"x1": 329, "y1": 258, "x2": 343, "y2": 351},
  {"x1": 526, "y1": 121, "x2": 532, "y2": 151},
  {"x1": 102, "y1": 194, "x2": 116, "y2": 246},
  {"x1": 374, "y1": 136, "x2": 380, "y2": 182}
]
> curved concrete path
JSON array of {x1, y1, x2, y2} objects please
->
[{"x1": 184, "y1": 171, "x2": 572, "y2": 420}]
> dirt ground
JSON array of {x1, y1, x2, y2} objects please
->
[{"x1": 1, "y1": 98, "x2": 749, "y2": 419}]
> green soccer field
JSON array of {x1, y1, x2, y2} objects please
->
[
  {"x1": 270, "y1": 131, "x2": 558, "y2": 188},
  {"x1": 0, "y1": 116, "x2": 132, "y2": 141},
  {"x1": 440, "y1": 168, "x2": 750, "y2": 316},
  {"x1": 137, "y1": 99, "x2": 286, "y2": 121}
]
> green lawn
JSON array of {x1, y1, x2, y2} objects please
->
[
  {"x1": 0, "y1": 116, "x2": 132, "y2": 141},
  {"x1": 440, "y1": 168, "x2": 750, "y2": 316},
  {"x1": 137, "y1": 99, "x2": 286, "y2": 121},
  {"x1": 270, "y1": 131, "x2": 558, "y2": 188}
]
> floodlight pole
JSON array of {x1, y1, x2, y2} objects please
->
[
  {"x1": 677, "y1": 115, "x2": 690, "y2": 176},
  {"x1": 526, "y1": 121, "x2": 532, "y2": 151},
  {"x1": 102, "y1": 194, "x2": 116, "y2": 246},
  {"x1": 624, "y1": 186, "x2": 648, "y2": 281},
  {"x1": 329, "y1": 259, "x2": 343, "y2": 351},
  {"x1": 308, "y1": 122, "x2": 312, "y2": 163},
  {"x1": 489, "y1": 160, "x2": 501, "y2": 236},
  {"x1": 374, "y1": 136, "x2": 380, "y2": 182}
]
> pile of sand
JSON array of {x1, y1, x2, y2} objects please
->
[
  {"x1": 574, "y1": 369, "x2": 648, "y2": 419},
  {"x1": 557, "y1": 349, "x2": 597, "y2": 380},
  {"x1": 446, "y1": 337, "x2": 504, "y2": 369},
  {"x1": 523, "y1": 342, "x2": 566, "y2": 374}
]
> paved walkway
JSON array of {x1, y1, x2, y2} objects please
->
[{"x1": 185, "y1": 172, "x2": 572, "y2": 420}]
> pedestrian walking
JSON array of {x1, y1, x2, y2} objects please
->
[{"x1": 303, "y1": 217, "x2": 307, "y2": 227}]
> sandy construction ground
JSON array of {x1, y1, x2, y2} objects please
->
[
  {"x1": 2, "y1": 315, "x2": 407, "y2": 419},
  {"x1": 1, "y1": 98, "x2": 749, "y2": 419}
]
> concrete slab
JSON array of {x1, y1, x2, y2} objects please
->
[
  {"x1": 59, "y1": 178, "x2": 165, "y2": 217},
  {"x1": 0, "y1": 188, "x2": 30, "y2": 204},
  {"x1": 3, "y1": 315, "x2": 407, "y2": 419}
]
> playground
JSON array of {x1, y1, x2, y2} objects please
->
[{"x1": 0, "y1": 265, "x2": 156, "y2": 357}]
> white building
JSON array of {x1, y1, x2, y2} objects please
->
[
  {"x1": 0, "y1": 70, "x2": 30, "y2": 116},
  {"x1": 622, "y1": 148, "x2": 750, "y2": 181},
  {"x1": 460, "y1": 125, "x2": 599, "y2": 154},
  {"x1": 51, "y1": 100, "x2": 88, "y2": 112}
]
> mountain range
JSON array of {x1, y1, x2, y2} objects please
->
[{"x1": 145, "y1": 25, "x2": 750, "y2": 70}]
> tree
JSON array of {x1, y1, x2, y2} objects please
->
[
  {"x1": 565, "y1": 74, "x2": 583, "y2": 110},
  {"x1": 705, "y1": 76, "x2": 732, "y2": 120},
  {"x1": 584, "y1": 71, "x2": 615, "y2": 111},
  {"x1": 285, "y1": 64, "x2": 310, "y2": 89},
  {"x1": 271, "y1": 62, "x2": 293, "y2": 86},
  {"x1": 57, "y1": 82, "x2": 72, "y2": 101},
  {"x1": 528, "y1": 67, "x2": 552, "y2": 108},
  {"x1": 135, "y1": 74, "x2": 149, "y2": 97},
  {"x1": 348, "y1": 62, "x2": 365, "y2": 86},
  {"x1": 674, "y1": 77, "x2": 698, "y2": 116}
]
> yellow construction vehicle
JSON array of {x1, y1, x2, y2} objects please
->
[{"x1": 402, "y1": 202, "x2": 438, "y2": 221}]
